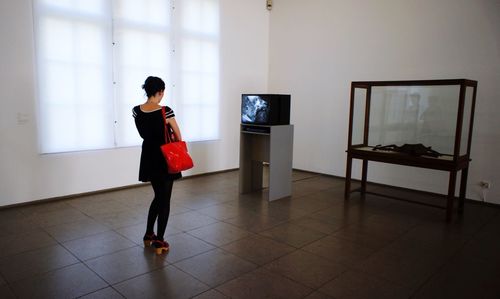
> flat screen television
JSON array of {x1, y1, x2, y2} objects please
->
[{"x1": 241, "y1": 94, "x2": 290, "y2": 125}]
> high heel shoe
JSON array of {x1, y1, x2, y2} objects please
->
[
  {"x1": 143, "y1": 233, "x2": 156, "y2": 247},
  {"x1": 152, "y1": 239, "x2": 170, "y2": 255}
]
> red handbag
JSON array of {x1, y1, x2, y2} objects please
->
[{"x1": 160, "y1": 107, "x2": 194, "y2": 173}]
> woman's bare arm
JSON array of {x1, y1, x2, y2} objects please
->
[{"x1": 167, "y1": 117, "x2": 182, "y2": 141}]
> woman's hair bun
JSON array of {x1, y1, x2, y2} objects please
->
[{"x1": 142, "y1": 76, "x2": 165, "y2": 98}]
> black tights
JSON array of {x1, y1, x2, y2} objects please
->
[{"x1": 146, "y1": 178, "x2": 173, "y2": 240}]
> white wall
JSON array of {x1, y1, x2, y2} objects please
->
[
  {"x1": 2, "y1": 0, "x2": 500, "y2": 207},
  {"x1": 0, "y1": 0, "x2": 269, "y2": 206},
  {"x1": 268, "y1": 0, "x2": 500, "y2": 203}
]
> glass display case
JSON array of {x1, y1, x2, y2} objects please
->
[{"x1": 344, "y1": 79, "x2": 477, "y2": 221}]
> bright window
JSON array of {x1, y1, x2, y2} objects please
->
[
  {"x1": 176, "y1": 0, "x2": 219, "y2": 141},
  {"x1": 33, "y1": 0, "x2": 219, "y2": 153}
]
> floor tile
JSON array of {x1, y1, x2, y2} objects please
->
[
  {"x1": 315, "y1": 185, "x2": 349, "y2": 201},
  {"x1": 227, "y1": 195, "x2": 270, "y2": 214},
  {"x1": 223, "y1": 210, "x2": 286, "y2": 233},
  {"x1": 290, "y1": 216, "x2": 348, "y2": 234},
  {"x1": 170, "y1": 203, "x2": 193, "y2": 215},
  {"x1": 181, "y1": 180, "x2": 238, "y2": 197},
  {"x1": 382, "y1": 237, "x2": 461, "y2": 262},
  {"x1": 114, "y1": 265, "x2": 209, "y2": 299},
  {"x1": 192, "y1": 289, "x2": 229, "y2": 299},
  {"x1": 19, "y1": 201, "x2": 74, "y2": 216},
  {"x1": 67, "y1": 198, "x2": 132, "y2": 216},
  {"x1": 0, "y1": 285, "x2": 15, "y2": 299},
  {"x1": 292, "y1": 170, "x2": 319, "y2": 181},
  {"x1": 112, "y1": 190, "x2": 151, "y2": 206},
  {"x1": 460, "y1": 229, "x2": 500, "y2": 267},
  {"x1": 397, "y1": 224, "x2": 469, "y2": 257},
  {"x1": 29, "y1": 207, "x2": 90, "y2": 227},
  {"x1": 62, "y1": 231, "x2": 136, "y2": 261},
  {"x1": 264, "y1": 250, "x2": 347, "y2": 289},
  {"x1": 44, "y1": 217, "x2": 110, "y2": 242},
  {"x1": 216, "y1": 267, "x2": 312, "y2": 299},
  {"x1": 10, "y1": 263, "x2": 107, "y2": 299},
  {"x1": 91, "y1": 210, "x2": 145, "y2": 229},
  {"x1": 319, "y1": 269, "x2": 413, "y2": 299},
  {"x1": 332, "y1": 220, "x2": 404, "y2": 250},
  {"x1": 65, "y1": 195, "x2": 112, "y2": 210},
  {"x1": 168, "y1": 211, "x2": 219, "y2": 231},
  {"x1": 413, "y1": 254, "x2": 500, "y2": 299},
  {"x1": 291, "y1": 178, "x2": 333, "y2": 198},
  {"x1": 79, "y1": 287, "x2": 125, "y2": 299},
  {"x1": 85, "y1": 246, "x2": 168, "y2": 284},
  {"x1": 162, "y1": 233, "x2": 215, "y2": 263},
  {"x1": 364, "y1": 211, "x2": 421, "y2": 229},
  {"x1": 312, "y1": 199, "x2": 371, "y2": 224},
  {"x1": 187, "y1": 222, "x2": 251, "y2": 246},
  {"x1": 269, "y1": 193, "x2": 335, "y2": 216},
  {"x1": 304, "y1": 291, "x2": 335, "y2": 299},
  {"x1": 114, "y1": 222, "x2": 181, "y2": 246},
  {"x1": 481, "y1": 211, "x2": 500, "y2": 234},
  {"x1": 0, "y1": 209, "x2": 38, "y2": 237},
  {"x1": 176, "y1": 193, "x2": 231, "y2": 210},
  {"x1": 453, "y1": 204, "x2": 495, "y2": 229},
  {"x1": 221, "y1": 234, "x2": 296, "y2": 266},
  {"x1": 353, "y1": 247, "x2": 446, "y2": 290},
  {"x1": 0, "y1": 244, "x2": 78, "y2": 283},
  {"x1": 259, "y1": 222, "x2": 327, "y2": 248},
  {"x1": 302, "y1": 235, "x2": 376, "y2": 266},
  {"x1": 262, "y1": 201, "x2": 312, "y2": 222},
  {"x1": 196, "y1": 203, "x2": 252, "y2": 220},
  {"x1": 0, "y1": 207, "x2": 26, "y2": 220},
  {"x1": 0, "y1": 229, "x2": 57, "y2": 258},
  {"x1": 174, "y1": 248, "x2": 257, "y2": 287}
]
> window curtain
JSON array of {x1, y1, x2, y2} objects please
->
[{"x1": 33, "y1": 0, "x2": 219, "y2": 153}]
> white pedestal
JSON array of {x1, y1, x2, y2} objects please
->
[{"x1": 239, "y1": 124, "x2": 294, "y2": 201}]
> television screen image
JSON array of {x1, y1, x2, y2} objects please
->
[
  {"x1": 241, "y1": 94, "x2": 290, "y2": 126},
  {"x1": 241, "y1": 95, "x2": 270, "y2": 124}
]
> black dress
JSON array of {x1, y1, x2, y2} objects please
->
[{"x1": 133, "y1": 105, "x2": 182, "y2": 182}]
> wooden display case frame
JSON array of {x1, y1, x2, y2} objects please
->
[{"x1": 344, "y1": 79, "x2": 478, "y2": 221}]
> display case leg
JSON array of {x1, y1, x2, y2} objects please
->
[
  {"x1": 361, "y1": 159, "x2": 368, "y2": 199},
  {"x1": 344, "y1": 155, "x2": 352, "y2": 200},
  {"x1": 446, "y1": 170, "x2": 457, "y2": 222},
  {"x1": 458, "y1": 168, "x2": 468, "y2": 214}
]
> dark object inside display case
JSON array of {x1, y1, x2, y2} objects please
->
[
  {"x1": 344, "y1": 79, "x2": 478, "y2": 221},
  {"x1": 372, "y1": 143, "x2": 442, "y2": 158}
]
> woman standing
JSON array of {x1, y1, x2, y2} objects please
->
[{"x1": 132, "y1": 76, "x2": 182, "y2": 255}]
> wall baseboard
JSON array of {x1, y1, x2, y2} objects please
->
[{"x1": 0, "y1": 168, "x2": 239, "y2": 210}]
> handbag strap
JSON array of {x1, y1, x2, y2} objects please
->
[{"x1": 161, "y1": 106, "x2": 172, "y2": 143}]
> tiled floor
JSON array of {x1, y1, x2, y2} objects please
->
[{"x1": 0, "y1": 170, "x2": 499, "y2": 298}]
